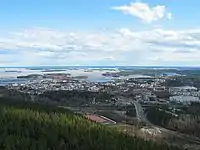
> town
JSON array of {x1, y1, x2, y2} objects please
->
[
  {"x1": 1, "y1": 69, "x2": 200, "y2": 149},
  {"x1": 6, "y1": 72, "x2": 200, "y2": 105}
]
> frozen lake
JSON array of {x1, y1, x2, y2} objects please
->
[{"x1": 0, "y1": 67, "x2": 152, "y2": 85}]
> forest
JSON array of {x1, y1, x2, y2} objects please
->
[
  {"x1": 146, "y1": 104, "x2": 200, "y2": 138},
  {"x1": 0, "y1": 87, "x2": 115, "y2": 107},
  {"x1": 0, "y1": 97, "x2": 181, "y2": 150},
  {"x1": 146, "y1": 107, "x2": 173, "y2": 127},
  {"x1": 39, "y1": 90, "x2": 115, "y2": 106},
  {"x1": 165, "y1": 76, "x2": 200, "y2": 89}
]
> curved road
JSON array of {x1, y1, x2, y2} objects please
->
[{"x1": 132, "y1": 100, "x2": 200, "y2": 145}]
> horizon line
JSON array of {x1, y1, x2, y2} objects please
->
[{"x1": 0, "y1": 65, "x2": 199, "y2": 68}]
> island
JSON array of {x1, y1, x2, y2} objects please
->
[
  {"x1": 5, "y1": 70, "x2": 22, "y2": 73},
  {"x1": 102, "y1": 72, "x2": 120, "y2": 78},
  {"x1": 72, "y1": 76, "x2": 88, "y2": 79},
  {"x1": 41, "y1": 69, "x2": 66, "y2": 72},
  {"x1": 17, "y1": 74, "x2": 43, "y2": 79}
]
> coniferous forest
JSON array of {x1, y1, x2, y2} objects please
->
[{"x1": 0, "y1": 98, "x2": 181, "y2": 150}]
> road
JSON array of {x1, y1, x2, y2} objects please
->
[
  {"x1": 132, "y1": 101, "x2": 148, "y2": 122},
  {"x1": 132, "y1": 101, "x2": 152, "y2": 125},
  {"x1": 132, "y1": 100, "x2": 200, "y2": 145},
  {"x1": 132, "y1": 101, "x2": 143, "y2": 120}
]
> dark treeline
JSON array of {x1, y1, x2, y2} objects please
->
[
  {"x1": 146, "y1": 105, "x2": 200, "y2": 138},
  {"x1": 39, "y1": 90, "x2": 114, "y2": 106},
  {"x1": 146, "y1": 107, "x2": 173, "y2": 127},
  {"x1": 168, "y1": 103, "x2": 200, "y2": 137},
  {"x1": 0, "y1": 87, "x2": 115, "y2": 107},
  {"x1": 165, "y1": 77, "x2": 190, "y2": 87},
  {"x1": 165, "y1": 76, "x2": 200, "y2": 89},
  {"x1": 126, "y1": 107, "x2": 137, "y2": 117},
  {"x1": 0, "y1": 98, "x2": 181, "y2": 150}
]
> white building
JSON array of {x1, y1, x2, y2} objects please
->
[
  {"x1": 170, "y1": 86, "x2": 197, "y2": 92},
  {"x1": 170, "y1": 96, "x2": 200, "y2": 104}
]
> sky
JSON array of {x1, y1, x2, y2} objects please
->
[{"x1": 0, "y1": 0, "x2": 200, "y2": 66}]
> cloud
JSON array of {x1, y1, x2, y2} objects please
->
[
  {"x1": 167, "y1": 12, "x2": 172, "y2": 20},
  {"x1": 112, "y1": 1, "x2": 172, "y2": 23},
  {"x1": 0, "y1": 27, "x2": 200, "y2": 66}
]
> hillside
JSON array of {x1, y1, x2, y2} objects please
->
[{"x1": 0, "y1": 98, "x2": 180, "y2": 150}]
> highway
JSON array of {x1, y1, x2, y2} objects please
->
[
  {"x1": 132, "y1": 100, "x2": 200, "y2": 145},
  {"x1": 132, "y1": 101, "x2": 153, "y2": 125},
  {"x1": 132, "y1": 101, "x2": 144, "y2": 121}
]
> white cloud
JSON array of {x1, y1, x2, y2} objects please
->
[
  {"x1": 112, "y1": 2, "x2": 172, "y2": 23},
  {"x1": 167, "y1": 12, "x2": 172, "y2": 20},
  {"x1": 0, "y1": 27, "x2": 200, "y2": 66}
]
